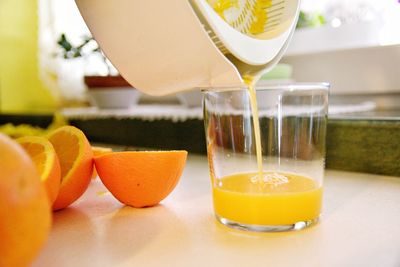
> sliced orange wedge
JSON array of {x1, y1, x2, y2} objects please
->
[
  {"x1": 94, "y1": 151, "x2": 187, "y2": 208},
  {"x1": 17, "y1": 136, "x2": 61, "y2": 204},
  {"x1": 91, "y1": 146, "x2": 113, "y2": 179},
  {"x1": 92, "y1": 146, "x2": 113, "y2": 156},
  {"x1": 47, "y1": 126, "x2": 93, "y2": 211}
]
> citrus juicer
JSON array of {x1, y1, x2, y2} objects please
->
[
  {"x1": 192, "y1": 0, "x2": 300, "y2": 74},
  {"x1": 75, "y1": 0, "x2": 300, "y2": 95}
]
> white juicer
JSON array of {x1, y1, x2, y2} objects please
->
[{"x1": 75, "y1": 0, "x2": 300, "y2": 95}]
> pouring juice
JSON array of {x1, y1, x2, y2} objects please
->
[{"x1": 204, "y1": 1, "x2": 324, "y2": 228}]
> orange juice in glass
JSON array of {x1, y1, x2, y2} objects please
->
[{"x1": 203, "y1": 83, "x2": 329, "y2": 232}]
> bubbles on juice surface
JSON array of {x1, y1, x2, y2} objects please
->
[{"x1": 251, "y1": 172, "x2": 289, "y2": 186}]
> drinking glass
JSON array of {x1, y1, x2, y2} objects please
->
[{"x1": 203, "y1": 83, "x2": 329, "y2": 232}]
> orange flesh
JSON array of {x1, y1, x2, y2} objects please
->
[{"x1": 49, "y1": 131, "x2": 79, "y2": 179}]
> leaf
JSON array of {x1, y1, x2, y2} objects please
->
[
  {"x1": 57, "y1": 33, "x2": 73, "y2": 52},
  {"x1": 296, "y1": 11, "x2": 326, "y2": 29}
]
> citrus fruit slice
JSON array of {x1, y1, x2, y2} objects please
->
[
  {"x1": 94, "y1": 151, "x2": 187, "y2": 208},
  {"x1": 91, "y1": 146, "x2": 113, "y2": 179},
  {"x1": 17, "y1": 136, "x2": 61, "y2": 204},
  {"x1": 0, "y1": 133, "x2": 51, "y2": 267},
  {"x1": 92, "y1": 146, "x2": 113, "y2": 156},
  {"x1": 47, "y1": 126, "x2": 93, "y2": 211}
]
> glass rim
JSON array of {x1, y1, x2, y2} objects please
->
[{"x1": 200, "y1": 82, "x2": 330, "y2": 93}]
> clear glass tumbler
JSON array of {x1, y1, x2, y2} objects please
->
[{"x1": 203, "y1": 83, "x2": 329, "y2": 232}]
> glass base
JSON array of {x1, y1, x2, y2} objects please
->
[{"x1": 216, "y1": 215, "x2": 319, "y2": 232}]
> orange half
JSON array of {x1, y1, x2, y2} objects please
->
[
  {"x1": 17, "y1": 136, "x2": 61, "y2": 204},
  {"x1": 94, "y1": 151, "x2": 187, "y2": 208},
  {"x1": 47, "y1": 126, "x2": 93, "y2": 211}
]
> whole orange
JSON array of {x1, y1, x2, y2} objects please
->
[{"x1": 0, "y1": 133, "x2": 51, "y2": 267}]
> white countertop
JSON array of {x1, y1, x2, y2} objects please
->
[{"x1": 33, "y1": 155, "x2": 400, "y2": 267}]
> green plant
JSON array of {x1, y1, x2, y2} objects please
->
[
  {"x1": 57, "y1": 33, "x2": 111, "y2": 74},
  {"x1": 296, "y1": 11, "x2": 326, "y2": 29}
]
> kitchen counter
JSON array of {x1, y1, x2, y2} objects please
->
[
  {"x1": 1, "y1": 110, "x2": 400, "y2": 177},
  {"x1": 32, "y1": 155, "x2": 400, "y2": 267}
]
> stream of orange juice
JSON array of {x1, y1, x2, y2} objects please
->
[
  {"x1": 213, "y1": 172, "x2": 322, "y2": 225},
  {"x1": 247, "y1": 82, "x2": 264, "y2": 180}
]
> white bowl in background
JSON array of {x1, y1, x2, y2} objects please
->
[{"x1": 88, "y1": 88, "x2": 140, "y2": 109}]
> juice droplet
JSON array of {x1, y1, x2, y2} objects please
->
[{"x1": 96, "y1": 190, "x2": 110, "y2": 197}]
